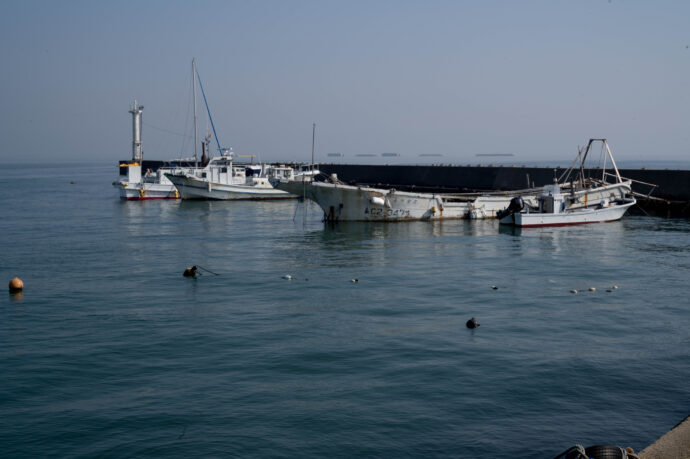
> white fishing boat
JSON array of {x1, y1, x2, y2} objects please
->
[
  {"x1": 498, "y1": 138, "x2": 637, "y2": 227},
  {"x1": 115, "y1": 60, "x2": 218, "y2": 200},
  {"x1": 116, "y1": 162, "x2": 183, "y2": 200},
  {"x1": 498, "y1": 183, "x2": 636, "y2": 227},
  {"x1": 165, "y1": 149, "x2": 296, "y2": 200},
  {"x1": 274, "y1": 175, "x2": 541, "y2": 221},
  {"x1": 114, "y1": 101, "x2": 198, "y2": 200},
  {"x1": 160, "y1": 59, "x2": 303, "y2": 200}
]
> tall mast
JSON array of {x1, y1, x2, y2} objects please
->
[
  {"x1": 311, "y1": 123, "x2": 316, "y2": 171},
  {"x1": 193, "y1": 58, "x2": 198, "y2": 166},
  {"x1": 129, "y1": 100, "x2": 144, "y2": 162}
]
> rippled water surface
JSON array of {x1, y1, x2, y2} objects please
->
[{"x1": 2, "y1": 163, "x2": 689, "y2": 458}]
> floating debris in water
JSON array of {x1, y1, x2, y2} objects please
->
[
  {"x1": 282, "y1": 275, "x2": 293, "y2": 280},
  {"x1": 570, "y1": 289, "x2": 578, "y2": 294},
  {"x1": 184, "y1": 265, "x2": 218, "y2": 277},
  {"x1": 612, "y1": 285, "x2": 619, "y2": 289},
  {"x1": 351, "y1": 279, "x2": 359, "y2": 283},
  {"x1": 606, "y1": 289, "x2": 613, "y2": 293},
  {"x1": 491, "y1": 285, "x2": 498, "y2": 290},
  {"x1": 589, "y1": 287, "x2": 596, "y2": 292},
  {"x1": 466, "y1": 317, "x2": 480, "y2": 329}
]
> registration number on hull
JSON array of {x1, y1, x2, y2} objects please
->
[{"x1": 364, "y1": 207, "x2": 411, "y2": 218}]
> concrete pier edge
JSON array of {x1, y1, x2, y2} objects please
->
[{"x1": 638, "y1": 415, "x2": 690, "y2": 459}]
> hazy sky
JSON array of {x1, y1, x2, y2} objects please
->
[{"x1": 1, "y1": 0, "x2": 689, "y2": 164}]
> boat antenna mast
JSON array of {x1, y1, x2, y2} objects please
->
[
  {"x1": 129, "y1": 100, "x2": 144, "y2": 162},
  {"x1": 195, "y1": 64, "x2": 222, "y2": 156},
  {"x1": 192, "y1": 59, "x2": 198, "y2": 167},
  {"x1": 311, "y1": 123, "x2": 316, "y2": 171}
]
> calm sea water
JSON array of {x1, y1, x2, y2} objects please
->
[{"x1": 1, "y1": 163, "x2": 689, "y2": 458}]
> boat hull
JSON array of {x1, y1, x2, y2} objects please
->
[
  {"x1": 166, "y1": 174, "x2": 294, "y2": 200},
  {"x1": 500, "y1": 199, "x2": 636, "y2": 227},
  {"x1": 275, "y1": 180, "x2": 533, "y2": 221},
  {"x1": 115, "y1": 182, "x2": 180, "y2": 200},
  {"x1": 273, "y1": 178, "x2": 631, "y2": 222}
]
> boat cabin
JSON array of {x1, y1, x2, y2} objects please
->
[{"x1": 539, "y1": 184, "x2": 565, "y2": 214}]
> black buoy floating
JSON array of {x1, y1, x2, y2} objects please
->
[{"x1": 466, "y1": 317, "x2": 480, "y2": 329}]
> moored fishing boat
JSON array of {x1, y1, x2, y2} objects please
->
[
  {"x1": 165, "y1": 149, "x2": 296, "y2": 200},
  {"x1": 161, "y1": 59, "x2": 302, "y2": 200},
  {"x1": 498, "y1": 138, "x2": 637, "y2": 227},
  {"x1": 498, "y1": 183, "x2": 636, "y2": 227},
  {"x1": 274, "y1": 175, "x2": 541, "y2": 221},
  {"x1": 115, "y1": 59, "x2": 214, "y2": 200},
  {"x1": 114, "y1": 100, "x2": 198, "y2": 200}
]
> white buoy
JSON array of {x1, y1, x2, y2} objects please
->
[
  {"x1": 613, "y1": 285, "x2": 619, "y2": 289},
  {"x1": 282, "y1": 275, "x2": 293, "y2": 280}
]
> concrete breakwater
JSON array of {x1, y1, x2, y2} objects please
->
[{"x1": 317, "y1": 164, "x2": 690, "y2": 217}]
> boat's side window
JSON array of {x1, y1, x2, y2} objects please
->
[
  {"x1": 202, "y1": 173, "x2": 207, "y2": 178},
  {"x1": 221, "y1": 167, "x2": 227, "y2": 173}
]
